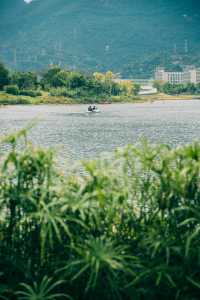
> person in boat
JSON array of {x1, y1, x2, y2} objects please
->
[
  {"x1": 88, "y1": 105, "x2": 93, "y2": 112},
  {"x1": 92, "y1": 105, "x2": 96, "y2": 111}
]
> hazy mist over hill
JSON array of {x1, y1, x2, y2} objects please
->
[{"x1": 0, "y1": 0, "x2": 200, "y2": 77}]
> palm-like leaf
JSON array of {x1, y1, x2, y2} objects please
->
[
  {"x1": 59, "y1": 236, "x2": 138, "y2": 294},
  {"x1": 16, "y1": 276, "x2": 71, "y2": 300}
]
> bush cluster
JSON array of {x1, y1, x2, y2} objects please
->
[
  {"x1": 0, "y1": 97, "x2": 31, "y2": 105},
  {"x1": 4, "y1": 85, "x2": 42, "y2": 98},
  {"x1": 154, "y1": 80, "x2": 200, "y2": 95},
  {"x1": 50, "y1": 87, "x2": 110, "y2": 102},
  {"x1": 49, "y1": 87, "x2": 77, "y2": 98},
  {"x1": 1, "y1": 132, "x2": 200, "y2": 299},
  {"x1": 0, "y1": 62, "x2": 141, "y2": 101},
  {"x1": 19, "y1": 89, "x2": 42, "y2": 97},
  {"x1": 4, "y1": 85, "x2": 19, "y2": 95}
]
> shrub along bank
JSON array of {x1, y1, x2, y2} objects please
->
[
  {"x1": 153, "y1": 80, "x2": 200, "y2": 95},
  {"x1": 1, "y1": 132, "x2": 200, "y2": 299},
  {"x1": 0, "y1": 62, "x2": 140, "y2": 104}
]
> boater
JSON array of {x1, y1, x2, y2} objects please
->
[{"x1": 88, "y1": 105, "x2": 93, "y2": 112}]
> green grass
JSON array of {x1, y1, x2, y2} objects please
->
[
  {"x1": 1, "y1": 130, "x2": 200, "y2": 299},
  {"x1": 0, "y1": 91, "x2": 141, "y2": 105},
  {"x1": 142, "y1": 93, "x2": 200, "y2": 102},
  {"x1": 0, "y1": 92, "x2": 32, "y2": 105},
  {"x1": 1, "y1": 91, "x2": 200, "y2": 106}
]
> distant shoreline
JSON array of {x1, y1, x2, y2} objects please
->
[{"x1": 0, "y1": 91, "x2": 200, "y2": 106}]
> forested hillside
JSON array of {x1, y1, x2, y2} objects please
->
[{"x1": 0, "y1": 0, "x2": 200, "y2": 77}]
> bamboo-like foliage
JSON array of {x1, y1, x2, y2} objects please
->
[
  {"x1": 1, "y1": 132, "x2": 200, "y2": 299},
  {"x1": 16, "y1": 276, "x2": 69, "y2": 300}
]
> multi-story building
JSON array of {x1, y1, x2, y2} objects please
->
[
  {"x1": 197, "y1": 69, "x2": 200, "y2": 83},
  {"x1": 155, "y1": 67, "x2": 200, "y2": 84}
]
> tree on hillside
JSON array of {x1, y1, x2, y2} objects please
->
[
  {"x1": 93, "y1": 71, "x2": 117, "y2": 96},
  {"x1": 133, "y1": 83, "x2": 141, "y2": 95},
  {"x1": 196, "y1": 83, "x2": 200, "y2": 94},
  {"x1": 12, "y1": 71, "x2": 37, "y2": 89},
  {"x1": 86, "y1": 78, "x2": 107, "y2": 95},
  {"x1": 0, "y1": 62, "x2": 10, "y2": 90},
  {"x1": 51, "y1": 70, "x2": 70, "y2": 87},
  {"x1": 118, "y1": 80, "x2": 130, "y2": 95},
  {"x1": 162, "y1": 82, "x2": 174, "y2": 94},
  {"x1": 153, "y1": 80, "x2": 164, "y2": 92},
  {"x1": 93, "y1": 71, "x2": 115, "y2": 84},
  {"x1": 41, "y1": 66, "x2": 61, "y2": 88},
  {"x1": 93, "y1": 72, "x2": 103, "y2": 82},
  {"x1": 186, "y1": 83, "x2": 196, "y2": 94},
  {"x1": 68, "y1": 72, "x2": 86, "y2": 89},
  {"x1": 105, "y1": 71, "x2": 115, "y2": 81}
]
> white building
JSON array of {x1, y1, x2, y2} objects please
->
[{"x1": 155, "y1": 67, "x2": 200, "y2": 84}]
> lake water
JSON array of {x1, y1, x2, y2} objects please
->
[{"x1": 0, "y1": 100, "x2": 200, "y2": 161}]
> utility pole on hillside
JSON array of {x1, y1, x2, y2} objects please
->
[
  {"x1": 13, "y1": 48, "x2": 17, "y2": 68},
  {"x1": 184, "y1": 40, "x2": 189, "y2": 54},
  {"x1": 173, "y1": 43, "x2": 177, "y2": 55}
]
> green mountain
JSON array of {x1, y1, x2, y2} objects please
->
[{"x1": 0, "y1": 0, "x2": 200, "y2": 77}]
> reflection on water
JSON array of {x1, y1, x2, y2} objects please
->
[{"x1": 0, "y1": 100, "x2": 200, "y2": 161}]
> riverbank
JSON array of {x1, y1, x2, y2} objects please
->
[
  {"x1": 0, "y1": 91, "x2": 142, "y2": 105},
  {"x1": 0, "y1": 91, "x2": 77, "y2": 105},
  {"x1": 0, "y1": 91, "x2": 200, "y2": 105},
  {"x1": 142, "y1": 92, "x2": 200, "y2": 102}
]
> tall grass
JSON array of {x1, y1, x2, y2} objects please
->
[{"x1": 1, "y1": 132, "x2": 200, "y2": 299}]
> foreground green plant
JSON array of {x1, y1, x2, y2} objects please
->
[
  {"x1": 59, "y1": 236, "x2": 138, "y2": 299},
  {"x1": 16, "y1": 276, "x2": 69, "y2": 300},
  {"x1": 1, "y1": 132, "x2": 200, "y2": 299}
]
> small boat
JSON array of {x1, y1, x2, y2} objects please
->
[
  {"x1": 87, "y1": 106, "x2": 100, "y2": 113},
  {"x1": 87, "y1": 108, "x2": 100, "y2": 113}
]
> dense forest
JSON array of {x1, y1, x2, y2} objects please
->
[{"x1": 0, "y1": 0, "x2": 200, "y2": 78}]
